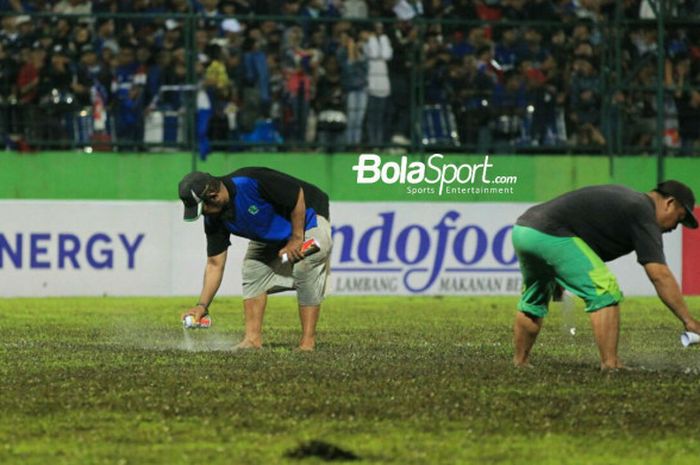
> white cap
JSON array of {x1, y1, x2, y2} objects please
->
[
  {"x1": 209, "y1": 37, "x2": 228, "y2": 48},
  {"x1": 393, "y1": 2, "x2": 416, "y2": 20},
  {"x1": 15, "y1": 15, "x2": 31, "y2": 26},
  {"x1": 222, "y1": 18, "x2": 243, "y2": 34},
  {"x1": 165, "y1": 19, "x2": 180, "y2": 31}
]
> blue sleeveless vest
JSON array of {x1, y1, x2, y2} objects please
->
[{"x1": 221, "y1": 176, "x2": 319, "y2": 242}]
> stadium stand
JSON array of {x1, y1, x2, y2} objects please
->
[{"x1": 1, "y1": 0, "x2": 699, "y2": 155}]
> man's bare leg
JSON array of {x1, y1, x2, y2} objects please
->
[
  {"x1": 236, "y1": 293, "x2": 267, "y2": 349},
  {"x1": 589, "y1": 304, "x2": 622, "y2": 370},
  {"x1": 513, "y1": 311, "x2": 543, "y2": 367},
  {"x1": 298, "y1": 305, "x2": 320, "y2": 351}
]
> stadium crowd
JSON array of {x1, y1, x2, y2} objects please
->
[{"x1": 1, "y1": 0, "x2": 700, "y2": 154}]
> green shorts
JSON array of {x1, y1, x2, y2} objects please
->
[
  {"x1": 242, "y1": 216, "x2": 332, "y2": 306},
  {"x1": 512, "y1": 225, "x2": 623, "y2": 318}
]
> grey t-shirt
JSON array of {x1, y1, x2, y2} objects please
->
[{"x1": 516, "y1": 185, "x2": 665, "y2": 264}]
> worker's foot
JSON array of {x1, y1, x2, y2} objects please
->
[
  {"x1": 297, "y1": 338, "x2": 316, "y2": 352},
  {"x1": 235, "y1": 338, "x2": 262, "y2": 350},
  {"x1": 513, "y1": 360, "x2": 534, "y2": 369},
  {"x1": 600, "y1": 359, "x2": 624, "y2": 371}
]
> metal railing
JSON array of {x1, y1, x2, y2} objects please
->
[{"x1": 1, "y1": 5, "x2": 698, "y2": 171}]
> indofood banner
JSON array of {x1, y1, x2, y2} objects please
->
[
  {"x1": 331, "y1": 202, "x2": 522, "y2": 295},
  {"x1": 0, "y1": 200, "x2": 682, "y2": 297}
]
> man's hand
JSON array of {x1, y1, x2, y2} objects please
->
[
  {"x1": 180, "y1": 304, "x2": 207, "y2": 323},
  {"x1": 279, "y1": 236, "x2": 304, "y2": 263},
  {"x1": 685, "y1": 318, "x2": 700, "y2": 334},
  {"x1": 281, "y1": 187, "x2": 307, "y2": 263},
  {"x1": 645, "y1": 262, "x2": 698, "y2": 330}
]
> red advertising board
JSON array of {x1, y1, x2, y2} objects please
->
[{"x1": 682, "y1": 207, "x2": 700, "y2": 295}]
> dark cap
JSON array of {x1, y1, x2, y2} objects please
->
[
  {"x1": 178, "y1": 171, "x2": 217, "y2": 221},
  {"x1": 656, "y1": 180, "x2": 698, "y2": 229}
]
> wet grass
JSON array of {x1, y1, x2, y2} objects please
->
[{"x1": 2, "y1": 296, "x2": 700, "y2": 464}]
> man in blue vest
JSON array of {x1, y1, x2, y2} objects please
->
[{"x1": 178, "y1": 167, "x2": 332, "y2": 351}]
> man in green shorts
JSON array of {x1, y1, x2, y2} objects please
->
[{"x1": 512, "y1": 180, "x2": 700, "y2": 369}]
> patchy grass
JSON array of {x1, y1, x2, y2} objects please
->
[{"x1": 2, "y1": 296, "x2": 700, "y2": 464}]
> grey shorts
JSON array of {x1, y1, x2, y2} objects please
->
[{"x1": 241, "y1": 216, "x2": 332, "y2": 306}]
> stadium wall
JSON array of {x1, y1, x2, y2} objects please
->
[{"x1": 1, "y1": 152, "x2": 698, "y2": 296}]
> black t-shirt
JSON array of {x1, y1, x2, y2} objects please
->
[
  {"x1": 40, "y1": 66, "x2": 75, "y2": 100},
  {"x1": 516, "y1": 185, "x2": 665, "y2": 264},
  {"x1": 204, "y1": 167, "x2": 330, "y2": 256},
  {"x1": 227, "y1": 167, "x2": 329, "y2": 219}
]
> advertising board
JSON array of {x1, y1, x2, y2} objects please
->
[{"x1": 0, "y1": 200, "x2": 683, "y2": 297}]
